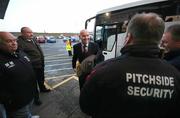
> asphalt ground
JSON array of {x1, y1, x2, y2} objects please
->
[{"x1": 32, "y1": 39, "x2": 90, "y2": 118}]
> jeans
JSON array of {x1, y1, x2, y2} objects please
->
[
  {"x1": 7, "y1": 100, "x2": 33, "y2": 118},
  {"x1": 0, "y1": 104, "x2": 6, "y2": 118}
]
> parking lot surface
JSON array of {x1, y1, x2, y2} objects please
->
[{"x1": 32, "y1": 39, "x2": 90, "y2": 118}]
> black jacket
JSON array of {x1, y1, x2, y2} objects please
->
[
  {"x1": 72, "y1": 42, "x2": 99, "y2": 69},
  {"x1": 17, "y1": 36, "x2": 44, "y2": 68},
  {"x1": 0, "y1": 50, "x2": 36, "y2": 111},
  {"x1": 80, "y1": 44, "x2": 180, "y2": 118},
  {"x1": 164, "y1": 49, "x2": 180, "y2": 71}
]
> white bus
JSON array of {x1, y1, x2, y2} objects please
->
[{"x1": 85, "y1": 0, "x2": 180, "y2": 60}]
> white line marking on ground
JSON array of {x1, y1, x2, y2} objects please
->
[
  {"x1": 45, "y1": 58, "x2": 72, "y2": 63},
  {"x1": 45, "y1": 68, "x2": 72, "y2": 72},
  {"x1": 72, "y1": 76, "x2": 79, "y2": 80},
  {"x1": 45, "y1": 62, "x2": 71, "y2": 67},
  {"x1": 45, "y1": 53, "x2": 67, "y2": 57},
  {"x1": 44, "y1": 82, "x2": 53, "y2": 90},
  {"x1": 49, "y1": 75, "x2": 78, "y2": 89},
  {"x1": 52, "y1": 76, "x2": 74, "y2": 89},
  {"x1": 45, "y1": 74, "x2": 76, "y2": 80},
  {"x1": 45, "y1": 54, "x2": 68, "y2": 58},
  {"x1": 45, "y1": 57, "x2": 71, "y2": 60}
]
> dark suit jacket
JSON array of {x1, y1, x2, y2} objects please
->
[{"x1": 72, "y1": 42, "x2": 99, "y2": 69}]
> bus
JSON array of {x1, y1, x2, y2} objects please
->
[{"x1": 85, "y1": 0, "x2": 180, "y2": 60}]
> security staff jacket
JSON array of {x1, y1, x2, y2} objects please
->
[
  {"x1": 0, "y1": 50, "x2": 36, "y2": 111},
  {"x1": 17, "y1": 36, "x2": 44, "y2": 68},
  {"x1": 80, "y1": 44, "x2": 180, "y2": 118}
]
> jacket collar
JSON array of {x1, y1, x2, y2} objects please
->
[
  {"x1": 18, "y1": 36, "x2": 33, "y2": 42},
  {"x1": 120, "y1": 44, "x2": 160, "y2": 58},
  {"x1": 164, "y1": 48, "x2": 180, "y2": 60},
  {"x1": 18, "y1": 36, "x2": 25, "y2": 40},
  {"x1": 0, "y1": 50, "x2": 20, "y2": 58}
]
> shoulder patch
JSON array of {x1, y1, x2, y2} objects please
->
[
  {"x1": 5, "y1": 61, "x2": 15, "y2": 68},
  {"x1": 24, "y1": 56, "x2": 30, "y2": 62}
]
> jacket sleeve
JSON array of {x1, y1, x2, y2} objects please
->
[
  {"x1": 0, "y1": 71, "x2": 11, "y2": 104},
  {"x1": 17, "y1": 39, "x2": 24, "y2": 51},
  {"x1": 72, "y1": 45, "x2": 78, "y2": 69},
  {"x1": 79, "y1": 70, "x2": 101, "y2": 116}
]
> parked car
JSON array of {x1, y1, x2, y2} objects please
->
[
  {"x1": 58, "y1": 34, "x2": 64, "y2": 39},
  {"x1": 63, "y1": 36, "x2": 79, "y2": 43},
  {"x1": 47, "y1": 37, "x2": 56, "y2": 43},
  {"x1": 62, "y1": 36, "x2": 68, "y2": 43},
  {"x1": 70, "y1": 36, "x2": 79, "y2": 42},
  {"x1": 36, "y1": 36, "x2": 46, "y2": 43}
]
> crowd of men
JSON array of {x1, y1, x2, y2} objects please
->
[{"x1": 0, "y1": 12, "x2": 180, "y2": 118}]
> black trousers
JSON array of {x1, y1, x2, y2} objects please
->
[
  {"x1": 33, "y1": 67, "x2": 45, "y2": 100},
  {"x1": 79, "y1": 73, "x2": 88, "y2": 90},
  {"x1": 33, "y1": 67, "x2": 46, "y2": 90},
  {"x1": 68, "y1": 50, "x2": 72, "y2": 56}
]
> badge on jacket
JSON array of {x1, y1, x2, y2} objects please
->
[
  {"x1": 24, "y1": 56, "x2": 30, "y2": 62},
  {"x1": 5, "y1": 61, "x2": 15, "y2": 68}
]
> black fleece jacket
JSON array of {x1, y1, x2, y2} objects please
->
[
  {"x1": 80, "y1": 44, "x2": 180, "y2": 118},
  {"x1": 0, "y1": 50, "x2": 36, "y2": 111}
]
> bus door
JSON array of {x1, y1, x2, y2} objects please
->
[{"x1": 95, "y1": 24, "x2": 123, "y2": 60}]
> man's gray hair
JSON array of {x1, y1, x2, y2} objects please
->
[
  {"x1": 166, "y1": 24, "x2": 180, "y2": 41},
  {"x1": 127, "y1": 13, "x2": 165, "y2": 44}
]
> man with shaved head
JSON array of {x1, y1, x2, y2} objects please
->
[
  {"x1": 72, "y1": 29, "x2": 101, "y2": 90},
  {"x1": 0, "y1": 32, "x2": 38, "y2": 118}
]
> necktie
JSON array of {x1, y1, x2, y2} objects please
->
[{"x1": 83, "y1": 45, "x2": 88, "y2": 53}]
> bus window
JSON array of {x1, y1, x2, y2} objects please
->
[
  {"x1": 95, "y1": 26, "x2": 103, "y2": 49},
  {"x1": 104, "y1": 25, "x2": 116, "y2": 51},
  {"x1": 116, "y1": 33, "x2": 126, "y2": 57},
  {"x1": 95, "y1": 26, "x2": 103, "y2": 41}
]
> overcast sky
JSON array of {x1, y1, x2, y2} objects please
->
[{"x1": 0, "y1": 0, "x2": 139, "y2": 33}]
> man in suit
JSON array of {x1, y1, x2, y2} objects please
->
[{"x1": 72, "y1": 29, "x2": 100, "y2": 90}]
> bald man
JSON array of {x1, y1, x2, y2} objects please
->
[
  {"x1": 0, "y1": 32, "x2": 37, "y2": 118},
  {"x1": 72, "y1": 29, "x2": 101, "y2": 90},
  {"x1": 17, "y1": 27, "x2": 51, "y2": 106}
]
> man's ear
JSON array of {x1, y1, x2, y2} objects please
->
[{"x1": 123, "y1": 33, "x2": 133, "y2": 47}]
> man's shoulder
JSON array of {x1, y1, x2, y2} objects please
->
[
  {"x1": 17, "y1": 36, "x2": 23, "y2": 40},
  {"x1": 86, "y1": 58, "x2": 121, "y2": 81},
  {"x1": 0, "y1": 53, "x2": 6, "y2": 61},
  {"x1": 94, "y1": 57, "x2": 122, "y2": 72},
  {"x1": 73, "y1": 43, "x2": 81, "y2": 48},
  {"x1": 165, "y1": 50, "x2": 180, "y2": 65},
  {"x1": 169, "y1": 56, "x2": 180, "y2": 71},
  {"x1": 89, "y1": 42, "x2": 98, "y2": 46},
  {"x1": 17, "y1": 36, "x2": 25, "y2": 43}
]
